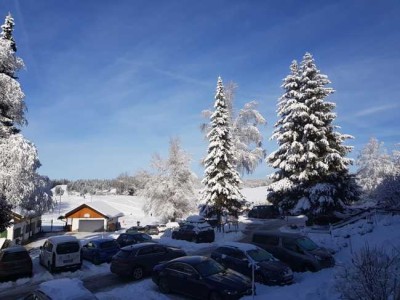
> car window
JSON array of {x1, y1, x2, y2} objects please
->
[
  {"x1": 152, "y1": 245, "x2": 167, "y2": 254},
  {"x1": 253, "y1": 234, "x2": 279, "y2": 246},
  {"x1": 45, "y1": 242, "x2": 53, "y2": 252},
  {"x1": 182, "y1": 264, "x2": 197, "y2": 275},
  {"x1": 296, "y1": 237, "x2": 318, "y2": 251},
  {"x1": 231, "y1": 250, "x2": 247, "y2": 260},
  {"x1": 126, "y1": 235, "x2": 136, "y2": 242},
  {"x1": 1, "y1": 251, "x2": 29, "y2": 262},
  {"x1": 87, "y1": 242, "x2": 95, "y2": 248},
  {"x1": 167, "y1": 262, "x2": 185, "y2": 272},
  {"x1": 139, "y1": 234, "x2": 152, "y2": 241},
  {"x1": 116, "y1": 250, "x2": 131, "y2": 258},
  {"x1": 247, "y1": 248, "x2": 275, "y2": 262},
  {"x1": 100, "y1": 241, "x2": 118, "y2": 249},
  {"x1": 282, "y1": 238, "x2": 299, "y2": 252},
  {"x1": 56, "y1": 242, "x2": 80, "y2": 254},
  {"x1": 137, "y1": 246, "x2": 154, "y2": 256},
  {"x1": 195, "y1": 260, "x2": 225, "y2": 277}
]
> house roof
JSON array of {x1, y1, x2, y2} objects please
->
[{"x1": 65, "y1": 201, "x2": 124, "y2": 219}]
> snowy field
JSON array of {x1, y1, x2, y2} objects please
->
[{"x1": 1, "y1": 186, "x2": 399, "y2": 300}]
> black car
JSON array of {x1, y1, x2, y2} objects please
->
[
  {"x1": 0, "y1": 246, "x2": 32, "y2": 282},
  {"x1": 110, "y1": 242, "x2": 186, "y2": 280},
  {"x1": 247, "y1": 205, "x2": 281, "y2": 219},
  {"x1": 172, "y1": 223, "x2": 215, "y2": 243},
  {"x1": 152, "y1": 256, "x2": 253, "y2": 300},
  {"x1": 115, "y1": 232, "x2": 153, "y2": 248},
  {"x1": 211, "y1": 242, "x2": 293, "y2": 285},
  {"x1": 252, "y1": 231, "x2": 335, "y2": 272}
]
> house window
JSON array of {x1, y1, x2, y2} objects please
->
[{"x1": 25, "y1": 223, "x2": 31, "y2": 233}]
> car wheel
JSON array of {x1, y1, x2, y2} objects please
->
[
  {"x1": 209, "y1": 291, "x2": 222, "y2": 300},
  {"x1": 159, "y1": 278, "x2": 170, "y2": 294},
  {"x1": 132, "y1": 266, "x2": 144, "y2": 280}
]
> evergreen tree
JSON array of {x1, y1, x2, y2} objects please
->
[
  {"x1": 201, "y1": 82, "x2": 266, "y2": 175},
  {"x1": 0, "y1": 13, "x2": 25, "y2": 137},
  {"x1": 202, "y1": 77, "x2": 243, "y2": 218},
  {"x1": 0, "y1": 13, "x2": 53, "y2": 215},
  {"x1": 141, "y1": 137, "x2": 196, "y2": 222},
  {"x1": 268, "y1": 53, "x2": 357, "y2": 218}
]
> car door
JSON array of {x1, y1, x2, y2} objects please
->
[
  {"x1": 281, "y1": 237, "x2": 304, "y2": 269},
  {"x1": 229, "y1": 250, "x2": 251, "y2": 276},
  {"x1": 135, "y1": 245, "x2": 164, "y2": 272},
  {"x1": 41, "y1": 241, "x2": 53, "y2": 267}
]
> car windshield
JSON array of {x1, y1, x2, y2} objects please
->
[
  {"x1": 195, "y1": 260, "x2": 225, "y2": 277},
  {"x1": 296, "y1": 237, "x2": 318, "y2": 251},
  {"x1": 56, "y1": 242, "x2": 80, "y2": 254},
  {"x1": 246, "y1": 248, "x2": 275, "y2": 262}
]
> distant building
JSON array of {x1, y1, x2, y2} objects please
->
[{"x1": 64, "y1": 202, "x2": 123, "y2": 232}]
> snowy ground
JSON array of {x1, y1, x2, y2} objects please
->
[{"x1": 1, "y1": 186, "x2": 400, "y2": 300}]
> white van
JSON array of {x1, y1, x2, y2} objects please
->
[{"x1": 39, "y1": 235, "x2": 81, "y2": 272}]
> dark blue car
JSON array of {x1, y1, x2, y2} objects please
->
[
  {"x1": 152, "y1": 256, "x2": 253, "y2": 300},
  {"x1": 81, "y1": 238, "x2": 120, "y2": 265}
]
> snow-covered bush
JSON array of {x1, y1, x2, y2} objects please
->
[
  {"x1": 335, "y1": 244, "x2": 400, "y2": 300},
  {"x1": 374, "y1": 174, "x2": 400, "y2": 209}
]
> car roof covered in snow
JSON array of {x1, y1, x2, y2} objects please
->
[
  {"x1": 38, "y1": 278, "x2": 97, "y2": 300},
  {"x1": 253, "y1": 230, "x2": 305, "y2": 238},
  {"x1": 120, "y1": 242, "x2": 157, "y2": 251},
  {"x1": 47, "y1": 235, "x2": 80, "y2": 245},
  {"x1": 218, "y1": 242, "x2": 259, "y2": 252}
]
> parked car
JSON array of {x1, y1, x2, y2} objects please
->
[
  {"x1": 152, "y1": 256, "x2": 253, "y2": 300},
  {"x1": 247, "y1": 205, "x2": 281, "y2": 219},
  {"x1": 171, "y1": 215, "x2": 215, "y2": 243},
  {"x1": 110, "y1": 242, "x2": 186, "y2": 280},
  {"x1": 0, "y1": 246, "x2": 32, "y2": 281},
  {"x1": 115, "y1": 232, "x2": 153, "y2": 248},
  {"x1": 211, "y1": 242, "x2": 293, "y2": 285},
  {"x1": 23, "y1": 278, "x2": 97, "y2": 300},
  {"x1": 39, "y1": 235, "x2": 82, "y2": 273},
  {"x1": 126, "y1": 226, "x2": 146, "y2": 234},
  {"x1": 143, "y1": 225, "x2": 160, "y2": 235},
  {"x1": 251, "y1": 231, "x2": 335, "y2": 272},
  {"x1": 81, "y1": 238, "x2": 120, "y2": 265}
]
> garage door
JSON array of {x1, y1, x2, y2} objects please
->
[{"x1": 78, "y1": 220, "x2": 104, "y2": 232}]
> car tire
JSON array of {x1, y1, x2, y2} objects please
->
[
  {"x1": 132, "y1": 266, "x2": 144, "y2": 280},
  {"x1": 209, "y1": 291, "x2": 222, "y2": 300},
  {"x1": 159, "y1": 278, "x2": 170, "y2": 294}
]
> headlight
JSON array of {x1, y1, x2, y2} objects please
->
[{"x1": 223, "y1": 289, "x2": 238, "y2": 295}]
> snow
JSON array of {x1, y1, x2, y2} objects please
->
[
  {"x1": 38, "y1": 278, "x2": 96, "y2": 300},
  {"x1": 0, "y1": 187, "x2": 399, "y2": 300},
  {"x1": 46, "y1": 235, "x2": 79, "y2": 245}
]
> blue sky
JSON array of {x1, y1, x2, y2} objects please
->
[{"x1": 1, "y1": 0, "x2": 399, "y2": 180}]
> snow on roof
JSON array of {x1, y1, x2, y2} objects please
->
[
  {"x1": 86, "y1": 201, "x2": 123, "y2": 218},
  {"x1": 221, "y1": 242, "x2": 259, "y2": 251},
  {"x1": 66, "y1": 201, "x2": 123, "y2": 219},
  {"x1": 39, "y1": 278, "x2": 96, "y2": 300},
  {"x1": 47, "y1": 235, "x2": 79, "y2": 245}
]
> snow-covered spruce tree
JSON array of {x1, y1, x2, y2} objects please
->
[
  {"x1": 201, "y1": 77, "x2": 243, "y2": 218},
  {"x1": 268, "y1": 53, "x2": 358, "y2": 219},
  {"x1": 141, "y1": 138, "x2": 197, "y2": 223},
  {"x1": 356, "y1": 137, "x2": 394, "y2": 196},
  {"x1": 201, "y1": 82, "x2": 266, "y2": 175},
  {"x1": 0, "y1": 13, "x2": 53, "y2": 215}
]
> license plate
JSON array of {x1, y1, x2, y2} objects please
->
[{"x1": 63, "y1": 259, "x2": 73, "y2": 263}]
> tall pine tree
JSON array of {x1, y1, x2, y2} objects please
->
[
  {"x1": 202, "y1": 77, "x2": 243, "y2": 218},
  {"x1": 0, "y1": 13, "x2": 53, "y2": 217},
  {"x1": 268, "y1": 53, "x2": 358, "y2": 219}
]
